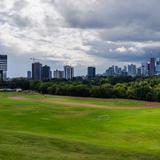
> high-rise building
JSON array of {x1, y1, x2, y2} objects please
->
[
  {"x1": 64, "y1": 66, "x2": 74, "y2": 80},
  {"x1": 141, "y1": 63, "x2": 149, "y2": 77},
  {"x1": 87, "y1": 67, "x2": 96, "y2": 79},
  {"x1": 123, "y1": 66, "x2": 127, "y2": 72},
  {"x1": 149, "y1": 58, "x2": 156, "y2": 76},
  {"x1": 118, "y1": 67, "x2": 122, "y2": 75},
  {"x1": 0, "y1": 70, "x2": 3, "y2": 81},
  {"x1": 27, "y1": 71, "x2": 32, "y2": 79},
  {"x1": 0, "y1": 55, "x2": 7, "y2": 81},
  {"x1": 137, "y1": 67, "x2": 142, "y2": 76},
  {"x1": 114, "y1": 66, "x2": 119, "y2": 75},
  {"x1": 107, "y1": 66, "x2": 115, "y2": 76},
  {"x1": 155, "y1": 58, "x2": 160, "y2": 75},
  {"x1": 50, "y1": 71, "x2": 52, "y2": 79},
  {"x1": 41, "y1": 65, "x2": 51, "y2": 80},
  {"x1": 128, "y1": 64, "x2": 136, "y2": 77},
  {"x1": 121, "y1": 66, "x2": 128, "y2": 76},
  {"x1": 32, "y1": 62, "x2": 42, "y2": 80},
  {"x1": 54, "y1": 70, "x2": 64, "y2": 79}
]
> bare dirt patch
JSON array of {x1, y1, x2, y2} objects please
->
[
  {"x1": 60, "y1": 102, "x2": 146, "y2": 109},
  {"x1": 9, "y1": 96, "x2": 29, "y2": 101},
  {"x1": 145, "y1": 102, "x2": 160, "y2": 108},
  {"x1": 8, "y1": 96, "x2": 160, "y2": 109},
  {"x1": 53, "y1": 101, "x2": 160, "y2": 109}
]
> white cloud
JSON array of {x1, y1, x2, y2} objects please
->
[
  {"x1": 0, "y1": 0, "x2": 160, "y2": 76},
  {"x1": 115, "y1": 47, "x2": 127, "y2": 53}
]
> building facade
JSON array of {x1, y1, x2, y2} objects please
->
[
  {"x1": 128, "y1": 64, "x2": 137, "y2": 77},
  {"x1": 106, "y1": 66, "x2": 114, "y2": 76},
  {"x1": 149, "y1": 58, "x2": 156, "y2": 76},
  {"x1": 27, "y1": 71, "x2": 32, "y2": 79},
  {"x1": 32, "y1": 62, "x2": 42, "y2": 80},
  {"x1": 54, "y1": 70, "x2": 64, "y2": 79},
  {"x1": 64, "y1": 66, "x2": 74, "y2": 80},
  {"x1": 137, "y1": 67, "x2": 142, "y2": 76},
  {"x1": 41, "y1": 65, "x2": 51, "y2": 80},
  {"x1": 0, "y1": 55, "x2": 7, "y2": 81},
  {"x1": 155, "y1": 58, "x2": 160, "y2": 75},
  {"x1": 88, "y1": 67, "x2": 96, "y2": 79},
  {"x1": 141, "y1": 63, "x2": 149, "y2": 76}
]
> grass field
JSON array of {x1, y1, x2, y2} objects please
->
[{"x1": 0, "y1": 92, "x2": 160, "y2": 159}]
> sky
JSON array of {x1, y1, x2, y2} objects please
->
[{"x1": 0, "y1": 0, "x2": 160, "y2": 77}]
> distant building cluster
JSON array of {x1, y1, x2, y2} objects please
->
[
  {"x1": 141, "y1": 58, "x2": 160, "y2": 77},
  {"x1": 104, "y1": 58, "x2": 160, "y2": 77},
  {"x1": 26, "y1": 58, "x2": 160, "y2": 80},
  {"x1": 28, "y1": 62, "x2": 74, "y2": 80},
  {"x1": 104, "y1": 64, "x2": 137, "y2": 77}
]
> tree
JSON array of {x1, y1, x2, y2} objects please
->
[
  {"x1": 134, "y1": 82, "x2": 154, "y2": 101},
  {"x1": 11, "y1": 78, "x2": 30, "y2": 90},
  {"x1": 113, "y1": 83, "x2": 127, "y2": 98},
  {"x1": 68, "y1": 84, "x2": 90, "y2": 97},
  {"x1": 39, "y1": 82, "x2": 51, "y2": 94},
  {"x1": 48, "y1": 85, "x2": 57, "y2": 95},
  {"x1": 153, "y1": 84, "x2": 160, "y2": 101},
  {"x1": 91, "y1": 84, "x2": 114, "y2": 98},
  {"x1": 126, "y1": 85, "x2": 136, "y2": 99}
]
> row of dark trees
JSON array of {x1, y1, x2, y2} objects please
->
[{"x1": 1, "y1": 76, "x2": 160, "y2": 101}]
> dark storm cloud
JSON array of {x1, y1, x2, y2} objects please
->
[
  {"x1": 90, "y1": 47, "x2": 160, "y2": 63},
  {"x1": 99, "y1": 27, "x2": 160, "y2": 42},
  {"x1": 54, "y1": 0, "x2": 160, "y2": 30},
  {"x1": 84, "y1": 38, "x2": 160, "y2": 63},
  {"x1": 48, "y1": 0, "x2": 160, "y2": 63}
]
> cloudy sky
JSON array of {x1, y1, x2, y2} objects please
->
[{"x1": 0, "y1": 0, "x2": 160, "y2": 77}]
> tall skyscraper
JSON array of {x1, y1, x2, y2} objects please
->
[
  {"x1": 27, "y1": 71, "x2": 32, "y2": 79},
  {"x1": 155, "y1": 58, "x2": 160, "y2": 75},
  {"x1": 149, "y1": 58, "x2": 156, "y2": 76},
  {"x1": 64, "y1": 66, "x2": 74, "y2": 80},
  {"x1": 114, "y1": 66, "x2": 119, "y2": 75},
  {"x1": 123, "y1": 66, "x2": 127, "y2": 72},
  {"x1": 0, "y1": 70, "x2": 3, "y2": 81},
  {"x1": 142, "y1": 63, "x2": 149, "y2": 77},
  {"x1": 137, "y1": 67, "x2": 142, "y2": 76},
  {"x1": 54, "y1": 70, "x2": 64, "y2": 79},
  {"x1": 32, "y1": 62, "x2": 42, "y2": 80},
  {"x1": 0, "y1": 55, "x2": 7, "y2": 81},
  {"x1": 106, "y1": 66, "x2": 114, "y2": 76},
  {"x1": 50, "y1": 71, "x2": 52, "y2": 79},
  {"x1": 41, "y1": 65, "x2": 51, "y2": 80},
  {"x1": 88, "y1": 67, "x2": 96, "y2": 79},
  {"x1": 128, "y1": 64, "x2": 137, "y2": 77}
]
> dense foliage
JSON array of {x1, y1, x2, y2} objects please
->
[{"x1": 1, "y1": 76, "x2": 160, "y2": 101}]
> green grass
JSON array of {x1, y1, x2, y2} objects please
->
[
  {"x1": 10, "y1": 92, "x2": 145, "y2": 107},
  {"x1": 0, "y1": 92, "x2": 160, "y2": 159}
]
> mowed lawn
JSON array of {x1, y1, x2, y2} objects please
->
[{"x1": 0, "y1": 93, "x2": 160, "y2": 159}]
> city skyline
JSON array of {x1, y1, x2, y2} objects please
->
[
  {"x1": 28, "y1": 57, "x2": 160, "y2": 79},
  {"x1": 1, "y1": 53, "x2": 160, "y2": 79},
  {"x1": 1, "y1": 1, "x2": 160, "y2": 77}
]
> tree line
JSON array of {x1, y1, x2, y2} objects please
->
[{"x1": 1, "y1": 76, "x2": 160, "y2": 101}]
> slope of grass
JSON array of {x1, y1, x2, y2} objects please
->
[{"x1": 0, "y1": 92, "x2": 160, "y2": 159}]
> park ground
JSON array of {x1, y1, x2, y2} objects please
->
[{"x1": 0, "y1": 92, "x2": 160, "y2": 159}]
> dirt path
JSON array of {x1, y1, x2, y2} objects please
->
[
  {"x1": 9, "y1": 96, "x2": 160, "y2": 109},
  {"x1": 9, "y1": 96, "x2": 29, "y2": 101},
  {"x1": 59, "y1": 102, "x2": 160, "y2": 109}
]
